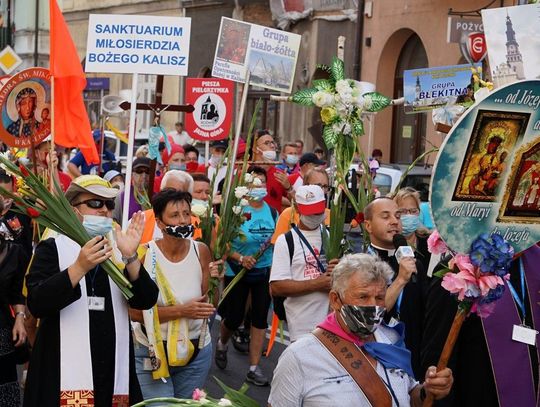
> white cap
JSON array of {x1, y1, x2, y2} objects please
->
[{"x1": 295, "y1": 185, "x2": 326, "y2": 215}]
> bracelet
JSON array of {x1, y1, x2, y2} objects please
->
[
  {"x1": 15, "y1": 311, "x2": 26, "y2": 320},
  {"x1": 238, "y1": 255, "x2": 244, "y2": 265},
  {"x1": 122, "y1": 253, "x2": 138, "y2": 265}
]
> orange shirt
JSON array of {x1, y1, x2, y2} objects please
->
[
  {"x1": 140, "y1": 209, "x2": 202, "y2": 244},
  {"x1": 271, "y1": 206, "x2": 331, "y2": 244}
]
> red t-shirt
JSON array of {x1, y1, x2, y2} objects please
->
[
  {"x1": 264, "y1": 166, "x2": 288, "y2": 213},
  {"x1": 58, "y1": 171, "x2": 72, "y2": 192}
]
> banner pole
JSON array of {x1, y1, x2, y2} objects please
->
[
  {"x1": 223, "y1": 71, "x2": 250, "y2": 210},
  {"x1": 204, "y1": 140, "x2": 209, "y2": 166},
  {"x1": 49, "y1": 75, "x2": 55, "y2": 189},
  {"x1": 122, "y1": 73, "x2": 139, "y2": 230}
]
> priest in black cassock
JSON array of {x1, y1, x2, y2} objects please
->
[
  {"x1": 24, "y1": 175, "x2": 159, "y2": 407},
  {"x1": 363, "y1": 197, "x2": 427, "y2": 379}
]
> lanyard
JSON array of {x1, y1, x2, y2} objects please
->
[
  {"x1": 88, "y1": 266, "x2": 100, "y2": 296},
  {"x1": 507, "y1": 258, "x2": 526, "y2": 323},
  {"x1": 293, "y1": 226, "x2": 327, "y2": 273}
]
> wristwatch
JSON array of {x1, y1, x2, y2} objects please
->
[
  {"x1": 122, "y1": 253, "x2": 138, "y2": 265},
  {"x1": 15, "y1": 311, "x2": 26, "y2": 320},
  {"x1": 238, "y1": 255, "x2": 244, "y2": 265}
]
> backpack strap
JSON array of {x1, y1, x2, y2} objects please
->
[{"x1": 284, "y1": 230, "x2": 294, "y2": 265}]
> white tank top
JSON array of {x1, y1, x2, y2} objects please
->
[{"x1": 147, "y1": 240, "x2": 211, "y2": 346}]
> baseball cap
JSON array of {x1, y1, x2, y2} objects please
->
[
  {"x1": 295, "y1": 185, "x2": 326, "y2": 215},
  {"x1": 299, "y1": 152, "x2": 326, "y2": 167},
  {"x1": 103, "y1": 170, "x2": 122, "y2": 183},
  {"x1": 211, "y1": 140, "x2": 228, "y2": 150},
  {"x1": 133, "y1": 157, "x2": 151, "y2": 170},
  {"x1": 65, "y1": 175, "x2": 119, "y2": 203}
]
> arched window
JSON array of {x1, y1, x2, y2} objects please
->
[{"x1": 391, "y1": 34, "x2": 428, "y2": 163}]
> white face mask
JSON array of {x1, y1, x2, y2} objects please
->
[
  {"x1": 209, "y1": 155, "x2": 222, "y2": 167},
  {"x1": 300, "y1": 213, "x2": 326, "y2": 230},
  {"x1": 260, "y1": 149, "x2": 277, "y2": 162}
]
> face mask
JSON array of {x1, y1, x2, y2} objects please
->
[
  {"x1": 247, "y1": 187, "x2": 267, "y2": 201},
  {"x1": 209, "y1": 155, "x2": 222, "y2": 167},
  {"x1": 285, "y1": 154, "x2": 299, "y2": 165},
  {"x1": 300, "y1": 213, "x2": 326, "y2": 230},
  {"x1": 191, "y1": 198, "x2": 209, "y2": 208},
  {"x1": 259, "y1": 149, "x2": 277, "y2": 161},
  {"x1": 112, "y1": 182, "x2": 124, "y2": 191},
  {"x1": 401, "y1": 214, "x2": 420, "y2": 236},
  {"x1": 82, "y1": 215, "x2": 113, "y2": 237},
  {"x1": 340, "y1": 303, "x2": 386, "y2": 337},
  {"x1": 164, "y1": 224, "x2": 194, "y2": 239},
  {"x1": 169, "y1": 163, "x2": 186, "y2": 171}
]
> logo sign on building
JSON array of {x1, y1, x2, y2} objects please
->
[
  {"x1": 184, "y1": 78, "x2": 234, "y2": 141},
  {"x1": 465, "y1": 32, "x2": 487, "y2": 63},
  {"x1": 0, "y1": 67, "x2": 51, "y2": 147},
  {"x1": 212, "y1": 17, "x2": 301, "y2": 93},
  {"x1": 430, "y1": 79, "x2": 540, "y2": 254},
  {"x1": 447, "y1": 16, "x2": 484, "y2": 43},
  {"x1": 482, "y1": 4, "x2": 538, "y2": 88},
  {"x1": 85, "y1": 14, "x2": 191, "y2": 75},
  {"x1": 0, "y1": 46, "x2": 22, "y2": 75},
  {"x1": 403, "y1": 64, "x2": 481, "y2": 114}
]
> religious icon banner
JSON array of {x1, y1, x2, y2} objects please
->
[
  {"x1": 0, "y1": 67, "x2": 51, "y2": 147},
  {"x1": 430, "y1": 79, "x2": 540, "y2": 254},
  {"x1": 211, "y1": 17, "x2": 301, "y2": 93}
]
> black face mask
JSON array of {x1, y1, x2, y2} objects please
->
[
  {"x1": 164, "y1": 224, "x2": 194, "y2": 239},
  {"x1": 338, "y1": 294, "x2": 386, "y2": 337}
]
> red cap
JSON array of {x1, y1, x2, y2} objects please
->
[{"x1": 161, "y1": 144, "x2": 185, "y2": 165}]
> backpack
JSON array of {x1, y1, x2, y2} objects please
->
[{"x1": 272, "y1": 228, "x2": 295, "y2": 321}]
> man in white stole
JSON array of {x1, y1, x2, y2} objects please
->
[{"x1": 24, "y1": 175, "x2": 159, "y2": 407}]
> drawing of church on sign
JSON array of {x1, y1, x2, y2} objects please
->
[{"x1": 492, "y1": 11, "x2": 525, "y2": 88}]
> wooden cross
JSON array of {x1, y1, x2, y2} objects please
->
[{"x1": 120, "y1": 75, "x2": 195, "y2": 198}]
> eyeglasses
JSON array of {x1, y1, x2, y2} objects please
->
[
  {"x1": 73, "y1": 199, "x2": 115, "y2": 210},
  {"x1": 258, "y1": 140, "x2": 276, "y2": 147},
  {"x1": 134, "y1": 167, "x2": 150, "y2": 175},
  {"x1": 399, "y1": 208, "x2": 420, "y2": 216}
]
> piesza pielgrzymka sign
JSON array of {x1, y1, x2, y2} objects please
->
[
  {"x1": 85, "y1": 14, "x2": 191, "y2": 75},
  {"x1": 184, "y1": 78, "x2": 234, "y2": 142}
]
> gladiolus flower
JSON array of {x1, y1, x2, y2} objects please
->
[
  {"x1": 232, "y1": 205, "x2": 242, "y2": 215},
  {"x1": 26, "y1": 207, "x2": 40, "y2": 218},
  {"x1": 234, "y1": 186, "x2": 249, "y2": 199},
  {"x1": 19, "y1": 165, "x2": 30, "y2": 177},
  {"x1": 192, "y1": 388, "x2": 207, "y2": 401},
  {"x1": 354, "y1": 212, "x2": 364, "y2": 224},
  {"x1": 218, "y1": 399, "x2": 233, "y2": 406}
]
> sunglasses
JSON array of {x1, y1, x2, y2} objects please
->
[
  {"x1": 73, "y1": 199, "x2": 115, "y2": 210},
  {"x1": 134, "y1": 167, "x2": 150, "y2": 174}
]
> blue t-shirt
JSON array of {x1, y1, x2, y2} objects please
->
[
  {"x1": 419, "y1": 201, "x2": 434, "y2": 230},
  {"x1": 70, "y1": 150, "x2": 116, "y2": 175},
  {"x1": 225, "y1": 202, "x2": 276, "y2": 277}
]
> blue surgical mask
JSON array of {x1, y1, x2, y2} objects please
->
[
  {"x1": 401, "y1": 214, "x2": 420, "y2": 236},
  {"x1": 260, "y1": 150, "x2": 277, "y2": 161},
  {"x1": 248, "y1": 187, "x2": 267, "y2": 201},
  {"x1": 285, "y1": 154, "x2": 299, "y2": 165},
  {"x1": 82, "y1": 215, "x2": 113, "y2": 237},
  {"x1": 169, "y1": 163, "x2": 186, "y2": 171}
]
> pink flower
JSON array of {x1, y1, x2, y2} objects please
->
[
  {"x1": 477, "y1": 274, "x2": 504, "y2": 297},
  {"x1": 192, "y1": 388, "x2": 207, "y2": 401},
  {"x1": 427, "y1": 230, "x2": 448, "y2": 255},
  {"x1": 472, "y1": 302, "x2": 497, "y2": 318},
  {"x1": 449, "y1": 254, "x2": 475, "y2": 274},
  {"x1": 441, "y1": 271, "x2": 480, "y2": 301}
]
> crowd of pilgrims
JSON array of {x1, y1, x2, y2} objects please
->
[{"x1": 0, "y1": 126, "x2": 538, "y2": 407}]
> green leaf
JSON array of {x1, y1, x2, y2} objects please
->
[
  {"x1": 214, "y1": 376, "x2": 260, "y2": 407},
  {"x1": 330, "y1": 56, "x2": 345, "y2": 82},
  {"x1": 363, "y1": 92, "x2": 392, "y2": 112},
  {"x1": 312, "y1": 79, "x2": 333, "y2": 92},
  {"x1": 323, "y1": 125, "x2": 338, "y2": 149},
  {"x1": 291, "y1": 87, "x2": 317, "y2": 106},
  {"x1": 433, "y1": 268, "x2": 452, "y2": 279},
  {"x1": 316, "y1": 63, "x2": 331, "y2": 74},
  {"x1": 351, "y1": 118, "x2": 364, "y2": 137}
]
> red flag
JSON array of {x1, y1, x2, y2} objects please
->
[{"x1": 49, "y1": 0, "x2": 98, "y2": 164}]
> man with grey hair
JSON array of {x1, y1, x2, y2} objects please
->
[{"x1": 269, "y1": 253, "x2": 453, "y2": 407}]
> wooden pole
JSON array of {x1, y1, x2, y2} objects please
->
[
  {"x1": 423, "y1": 308, "x2": 467, "y2": 407},
  {"x1": 121, "y1": 73, "x2": 139, "y2": 230},
  {"x1": 49, "y1": 75, "x2": 55, "y2": 190}
]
